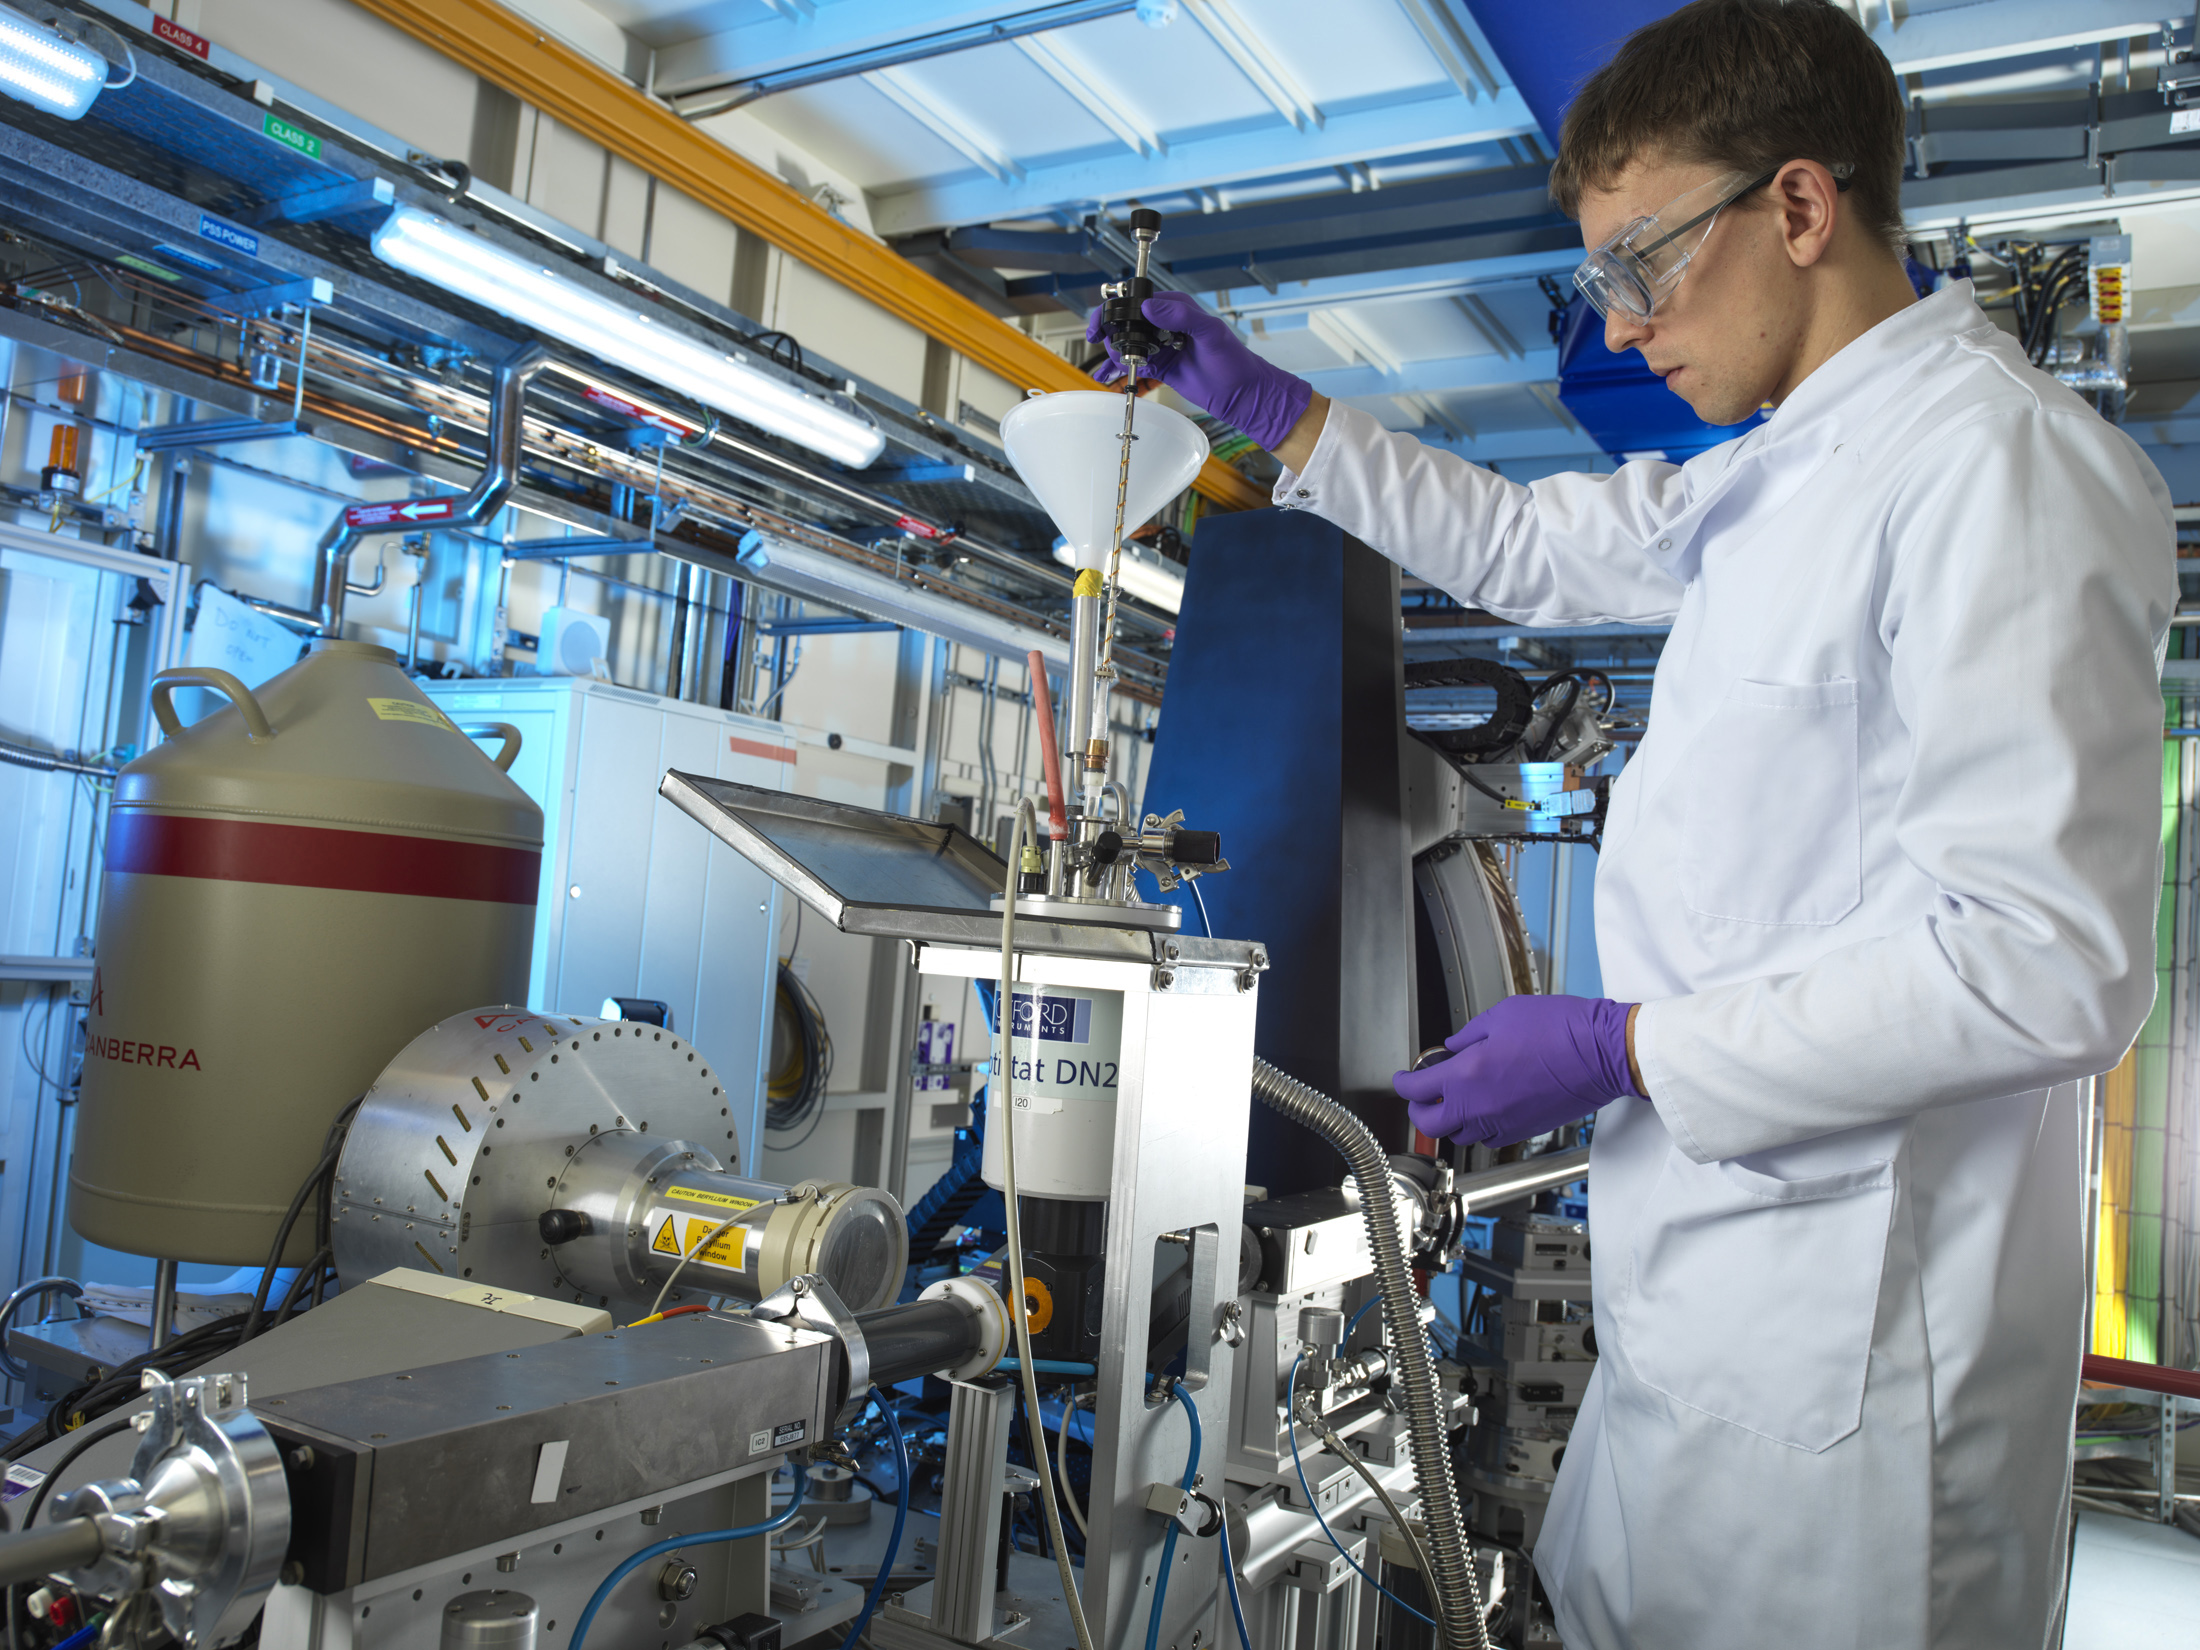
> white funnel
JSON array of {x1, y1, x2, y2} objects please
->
[{"x1": 1000, "y1": 391, "x2": 1210, "y2": 571}]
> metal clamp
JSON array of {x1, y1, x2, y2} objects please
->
[
  {"x1": 749, "y1": 1274, "x2": 871, "y2": 1431},
  {"x1": 52, "y1": 1370, "x2": 290, "y2": 1647},
  {"x1": 1142, "y1": 1483, "x2": 1224, "y2": 1539}
]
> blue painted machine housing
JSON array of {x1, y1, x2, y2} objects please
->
[{"x1": 1554, "y1": 296, "x2": 1763, "y2": 461}]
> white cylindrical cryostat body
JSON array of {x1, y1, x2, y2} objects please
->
[{"x1": 983, "y1": 982, "x2": 1123, "y2": 1201}]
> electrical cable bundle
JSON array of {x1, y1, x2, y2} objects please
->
[
  {"x1": 2000, "y1": 242, "x2": 2090, "y2": 367},
  {"x1": 238, "y1": 1095, "x2": 365, "y2": 1343},
  {"x1": 765, "y1": 962, "x2": 833, "y2": 1145},
  {"x1": 4, "y1": 1312, "x2": 249, "y2": 1460},
  {"x1": 3, "y1": 1095, "x2": 366, "y2": 1458}
]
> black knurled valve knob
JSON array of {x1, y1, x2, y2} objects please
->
[{"x1": 538, "y1": 1208, "x2": 593, "y2": 1246}]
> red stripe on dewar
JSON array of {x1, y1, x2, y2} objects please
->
[
  {"x1": 727, "y1": 736, "x2": 796, "y2": 764},
  {"x1": 108, "y1": 813, "x2": 541, "y2": 904}
]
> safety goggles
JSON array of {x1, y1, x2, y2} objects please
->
[{"x1": 1573, "y1": 169, "x2": 1780, "y2": 323}]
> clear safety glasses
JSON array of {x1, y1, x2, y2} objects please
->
[{"x1": 1574, "y1": 169, "x2": 1779, "y2": 323}]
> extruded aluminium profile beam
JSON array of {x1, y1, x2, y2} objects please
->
[
  {"x1": 665, "y1": 0, "x2": 1141, "y2": 118},
  {"x1": 341, "y1": 0, "x2": 1265, "y2": 512}
]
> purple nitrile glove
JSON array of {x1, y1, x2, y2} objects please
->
[
  {"x1": 1393, "y1": 995, "x2": 1641, "y2": 1149},
  {"x1": 1083, "y1": 291, "x2": 1314, "y2": 451}
]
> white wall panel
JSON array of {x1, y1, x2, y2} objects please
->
[
  {"x1": 769, "y1": 261, "x2": 930, "y2": 406},
  {"x1": 186, "y1": 0, "x2": 485, "y2": 163},
  {"x1": 648, "y1": 184, "x2": 741, "y2": 310}
]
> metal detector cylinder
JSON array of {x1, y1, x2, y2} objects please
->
[
  {"x1": 332, "y1": 1009, "x2": 905, "y2": 1311},
  {"x1": 545, "y1": 1130, "x2": 906, "y2": 1312},
  {"x1": 73, "y1": 641, "x2": 540, "y2": 1264}
]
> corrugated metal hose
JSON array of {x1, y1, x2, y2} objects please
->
[{"x1": 1249, "y1": 1056, "x2": 1490, "y2": 1650}]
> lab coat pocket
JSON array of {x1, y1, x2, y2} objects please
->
[
  {"x1": 1623, "y1": 1152, "x2": 1894, "y2": 1452},
  {"x1": 1680, "y1": 677, "x2": 1861, "y2": 926}
]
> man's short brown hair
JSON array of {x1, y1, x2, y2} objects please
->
[{"x1": 1549, "y1": 0, "x2": 1908, "y2": 257}]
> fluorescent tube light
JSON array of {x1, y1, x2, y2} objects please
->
[
  {"x1": 1051, "y1": 536, "x2": 1186, "y2": 615},
  {"x1": 0, "y1": 2, "x2": 108, "y2": 120},
  {"x1": 370, "y1": 205, "x2": 887, "y2": 468}
]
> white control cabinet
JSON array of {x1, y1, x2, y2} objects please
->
[{"x1": 423, "y1": 677, "x2": 791, "y2": 1167}]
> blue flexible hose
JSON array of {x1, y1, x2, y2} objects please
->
[
  {"x1": 1287, "y1": 1354, "x2": 1437, "y2": 1628},
  {"x1": 1144, "y1": 1382, "x2": 1202, "y2": 1650},
  {"x1": 569, "y1": 1462, "x2": 809, "y2": 1650},
  {"x1": 841, "y1": 1395, "x2": 909, "y2": 1648}
]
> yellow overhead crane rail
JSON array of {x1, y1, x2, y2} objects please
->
[{"x1": 345, "y1": 0, "x2": 1268, "y2": 513}]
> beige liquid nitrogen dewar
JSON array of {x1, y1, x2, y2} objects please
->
[{"x1": 72, "y1": 639, "x2": 544, "y2": 1264}]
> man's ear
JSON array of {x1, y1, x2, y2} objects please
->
[{"x1": 1775, "y1": 161, "x2": 1843, "y2": 270}]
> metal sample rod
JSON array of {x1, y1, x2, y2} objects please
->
[{"x1": 1456, "y1": 1146, "x2": 1592, "y2": 1215}]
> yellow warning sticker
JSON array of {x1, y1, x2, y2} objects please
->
[
  {"x1": 681, "y1": 1216, "x2": 747, "y2": 1270},
  {"x1": 650, "y1": 1211, "x2": 748, "y2": 1269},
  {"x1": 369, "y1": 697, "x2": 457, "y2": 730},
  {"x1": 666, "y1": 1186, "x2": 761, "y2": 1214}
]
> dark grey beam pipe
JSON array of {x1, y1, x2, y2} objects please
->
[
  {"x1": 0, "y1": 1519, "x2": 103, "y2": 1586},
  {"x1": 856, "y1": 1298, "x2": 985, "y2": 1389}
]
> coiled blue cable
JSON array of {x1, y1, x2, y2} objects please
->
[
  {"x1": 1144, "y1": 1382, "x2": 1202, "y2": 1650},
  {"x1": 841, "y1": 1394, "x2": 909, "y2": 1648},
  {"x1": 568, "y1": 1462, "x2": 809, "y2": 1650}
]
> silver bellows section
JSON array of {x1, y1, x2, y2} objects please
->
[{"x1": 1249, "y1": 1057, "x2": 1489, "y2": 1650}]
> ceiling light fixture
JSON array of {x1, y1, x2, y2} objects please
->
[
  {"x1": 0, "y1": 1, "x2": 116, "y2": 121},
  {"x1": 370, "y1": 205, "x2": 888, "y2": 468}
]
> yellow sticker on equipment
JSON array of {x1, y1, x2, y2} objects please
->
[
  {"x1": 682, "y1": 1216, "x2": 746, "y2": 1269},
  {"x1": 1072, "y1": 569, "x2": 1105, "y2": 599},
  {"x1": 651, "y1": 1218, "x2": 683, "y2": 1256},
  {"x1": 369, "y1": 697, "x2": 457, "y2": 730},
  {"x1": 666, "y1": 1186, "x2": 761, "y2": 1213}
]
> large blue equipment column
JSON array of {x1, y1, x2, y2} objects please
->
[{"x1": 1142, "y1": 507, "x2": 1415, "y2": 1198}]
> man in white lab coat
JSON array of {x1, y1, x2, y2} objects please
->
[{"x1": 1092, "y1": 1, "x2": 2175, "y2": 1644}]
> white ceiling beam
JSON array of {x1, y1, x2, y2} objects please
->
[
  {"x1": 865, "y1": 68, "x2": 1027, "y2": 182},
  {"x1": 1392, "y1": 0, "x2": 1500, "y2": 100},
  {"x1": 1212, "y1": 252, "x2": 1581, "y2": 322},
  {"x1": 1011, "y1": 32, "x2": 1163, "y2": 156},
  {"x1": 868, "y1": 85, "x2": 1537, "y2": 233},
  {"x1": 1306, "y1": 308, "x2": 1408, "y2": 375},
  {"x1": 1854, "y1": 0, "x2": 2164, "y2": 77},
  {"x1": 1302, "y1": 346, "x2": 1560, "y2": 398},
  {"x1": 1455, "y1": 291, "x2": 1524, "y2": 358},
  {"x1": 655, "y1": 1, "x2": 1052, "y2": 95},
  {"x1": 496, "y1": 0, "x2": 643, "y2": 78},
  {"x1": 1396, "y1": 390, "x2": 1472, "y2": 440},
  {"x1": 1181, "y1": 0, "x2": 1323, "y2": 130}
]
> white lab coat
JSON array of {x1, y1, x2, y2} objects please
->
[{"x1": 1273, "y1": 282, "x2": 2174, "y2": 1650}]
